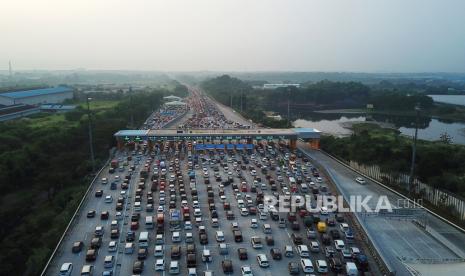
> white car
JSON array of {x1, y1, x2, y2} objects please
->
[
  {"x1": 59, "y1": 263, "x2": 73, "y2": 276},
  {"x1": 251, "y1": 219, "x2": 258, "y2": 228},
  {"x1": 169, "y1": 260, "x2": 179, "y2": 274},
  {"x1": 240, "y1": 208, "x2": 249, "y2": 216},
  {"x1": 334, "y1": 239, "x2": 345, "y2": 251},
  {"x1": 104, "y1": 195, "x2": 112, "y2": 203},
  {"x1": 241, "y1": 265, "x2": 253, "y2": 275},
  {"x1": 108, "y1": 241, "x2": 117, "y2": 252},
  {"x1": 300, "y1": 258, "x2": 314, "y2": 273},
  {"x1": 184, "y1": 221, "x2": 193, "y2": 230},
  {"x1": 216, "y1": 231, "x2": 225, "y2": 242},
  {"x1": 154, "y1": 245, "x2": 164, "y2": 257},
  {"x1": 155, "y1": 259, "x2": 165, "y2": 271},
  {"x1": 172, "y1": 231, "x2": 181, "y2": 243},
  {"x1": 157, "y1": 206, "x2": 164, "y2": 214},
  {"x1": 257, "y1": 254, "x2": 269, "y2": 267},
  {"x1": 355, "y1": 177, "x2": 366, "y2": 184},
  {"x1": 251, "y1": 236, "x2": 263, "y2": 248},
  {"x1": 297, "y1": 245, "x2": 310, "y2": 257}
]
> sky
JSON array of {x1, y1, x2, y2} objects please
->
[{"x1": 1, "y1": 0, "x2": 465, "y2": 72}]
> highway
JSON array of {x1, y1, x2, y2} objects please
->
[
  {"x1": 46, "y1": 89, "x2": 380, "y2": 275},
  {"x1": 298, "y1": 143, "x2": 465, "y2": 275}
]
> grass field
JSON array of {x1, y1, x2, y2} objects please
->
[{"x1": 77, "y1": 100, "x2": 119, "y2": 111}]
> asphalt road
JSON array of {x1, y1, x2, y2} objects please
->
[{"x1": 298, "y1": 143, "x2": 465, "y2": 275}]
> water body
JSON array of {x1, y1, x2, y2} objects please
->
[
  {"x1": 293, "y1": 113, "x2": 465, "y2": 145},
  {"x1": 429, "y1": 95, "x2": 465, "y2": 106}
]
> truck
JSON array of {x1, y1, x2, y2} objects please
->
[
  {"x1": 111, "y1": 159, "x2": 119, "y2": 168},
  {"x1": 169, "y1": 209, "x2": 181, "y2": 231}
]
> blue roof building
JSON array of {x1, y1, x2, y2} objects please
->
[{"x1": 0, "y1": 86, "x2": 73, "y2": 106}]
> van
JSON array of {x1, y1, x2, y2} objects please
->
[
  {"x1": 138, "y1": 232, "x2": 149, "y2": 248},
  {"x1": 103, "y1": 255, "x2": 114, "y2": 268},
  {"x1": 145, "y1": 216, "x2": 154, "y2": 229},
  {"x1": 125, "y1": 242, "x2": 134, "y2": 254},
  {"x1": 316, "y1": 259, "x2": 328, "y2": 273},
  {"x1": 80, "y1": 265, "x2": 93, "y2": 276},
  {"x1": 300, "y1": 258, "x2": 314, "y2": 273},
  {"x1": 297, "y1": 245, "x2": 310, "y2": 257},
  {"x1": 346, "y1": 262, "x2": 358, "y2": 276}
]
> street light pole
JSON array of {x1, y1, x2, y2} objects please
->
[
  {"x1": 408, "y1": 106, "x2": 420, "y2": 196},
  {"x1": 86, "y1": 97, "x2": 96, "y2": 173}
]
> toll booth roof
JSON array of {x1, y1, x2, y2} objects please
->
[{"x1": 115, "y1": 130, "x2": 149, "y2": 137}]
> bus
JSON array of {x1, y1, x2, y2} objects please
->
[{"x1": 139, "y1": 231, "x2": 149, "y2": 248}]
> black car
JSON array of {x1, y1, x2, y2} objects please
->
[
  {"x1": 87, "y1": 210, "x2": 96, "y2": 218},
  {"x1": 222, "y1": 259, "x2": 233, "y2": 274},
  {"x1": 95, "y1": 190, "x2": 103, "y2": 197},
  {"x1": 238, "y1": 248, "x2": 248, "y2": 260},
  {"x1": 288, "y1": 261, "x2": 299, "y2": 275},
  {"x1": 270, "y1": 248, "x2": 282, "y2": 260},
  {"x1": 126, "y1": 231, "x2": 135, "y2": 242},
  {"x1": 132, "y1": 260, "x2": 144, "y2": 274}
]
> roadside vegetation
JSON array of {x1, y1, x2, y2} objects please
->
[
  {"x1": 0, "y1": 86, "x2": 188, "y2": 275},
  {"x1": 321, "y1": 124, "x2": 465, "y2": 198},
  {"x1": 201, "y1": 74, "x2": 465, "y2": 124}
]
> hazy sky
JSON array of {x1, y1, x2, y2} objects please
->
[{"x1": 1, "y1": 0, "x2": 465, "y2": 72}]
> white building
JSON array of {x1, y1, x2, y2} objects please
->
[{"x1": 0, "y1": 87, "x2": 73, "y2": 106}]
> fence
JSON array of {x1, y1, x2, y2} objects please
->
[{"x1": 348, "y1": 160, "x2": 465, "y2": 221}]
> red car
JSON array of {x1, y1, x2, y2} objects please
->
[
  {"x1": 241, "y1": 185, "x2": 248, "y2": 192},
  {"x1": 299, "y1": 209, "x2": 308, "y2": 217},
  {"x1": 130, "y1": 221, "x2": 139, "y2": 230}
]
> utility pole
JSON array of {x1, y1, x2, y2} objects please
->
[
  {"x1": 240, "y1": 91, "x2": 243, "y2": 113},
  {"x1": 408, "y1": 105, "x2": 420, "y2": 196},
  {"x1": 287, "y1": 87, "x2": 291, "y2": 128},
  {"x1": 129, "y1": 86, "x2": 134, "y2": 128},
  {"x1": 86, "y1": 97, "x2": 96, "y2": 173}
]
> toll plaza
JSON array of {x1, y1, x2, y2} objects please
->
[{"x1": 114, "y1": 127, "x2": 321, "y2": 150}]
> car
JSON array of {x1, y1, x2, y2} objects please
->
[
  {"x1": 108, "y1": 240, "x2": 117, "y2": 252},
  {"x1": 263, "y1": 223, "x2": 272, "y2": 234},
  {"x1": 238, "y1": 247, "x2": 248, "y2": 260},
  {"x1": 334, "y1": 239, "x2": 345, "y2": 251},
  {"x1": 265, "y1": 235, "x2": 274, "y2": 246},
  {"x1": 59, "y1": 263, "x2": 73, "y2": 276},
  {"x1": 72, "y1": 241, "x2": 84, "y2": 253},
  {"x1": 300, "y1": 258, "x2": 314, "y2": 273},
  {"x1": 169, "y1": 260, "x2": 180, "y2": 274},
  {"x1": 316, "y1": 259, "x2": 328, "y2": 273},
  {"x1": 355, "y1": 177, "x2": 366, "y2": 184},
  {"x1": 202, "y1": 249, "x2": 212, "y2": 262},
  {"x1": 155, "y1": 259, "x2": 165, "y2": 271},
  {"x1": 104, "y1": 195, "x2": 113, "y2": 203},
  {"x1": 257, "y1": 254, "x2": 269, "y2": 267},
  {"x1": 250, "y1": 218, "x2": 258, "y2": 228},
  {"x1": 270, "y1": 248, "x2": 282, "y2": 260},
  {"x1": 222, "y1": 259, "x2": 233, "y2": 274},
  {"x1": 104, "y1": 255, "x2": 115, "y2": 268},
  {"x1": 154, "y1": 245, "x2": 164, "y2": 257},
  {"x1": 291, "y1": 233, "x2": 303, "y2": 245},
  {"x1": 284, "y1": 245, "x2": 294, "y2": 257},
  {"x1": 251, "y1": 236, "x2": 263, "y2": 248},
  {"x1": 95, "y1": 189, "x2": 103, "y2": 197},
  {"x1": 184, "y1": 221, "x2": 193, "y2": 230},
  {"x1": 325, "y1": 246, "x2": 336, "y2": 258},
  {"x1": 297, "y1": 245, "x2": 310, "y2": 257},
  {"x1": 216, "y1": 231, "x2": 225, "y2": 242},
  {"x1": 288, "y1": 261, "x2": 299, "y2": 275},
  {"x1": 241, "y1": 265, "x2": 253, "y2": 275},
  {"x1": 87, "y1": 210, "x2": 96, "y2": 218}
]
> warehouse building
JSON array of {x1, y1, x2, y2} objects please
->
[{"x1": 0, "y1": 86, "x2": 73, "y2": 106}]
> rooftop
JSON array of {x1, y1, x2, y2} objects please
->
[{"x1": 0, "y1": 87, "x2": 72, "y2": 99}]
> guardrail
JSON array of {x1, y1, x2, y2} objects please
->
[
  {"x1": 40, "y1": 158, "x2": 110, "y2": 276},
  {"x1": 319, "y1": 149, "x2": 465, "y2": 235},
  {"x1": 299, "y1": 148, "x2": 394, "y2": 275}
]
